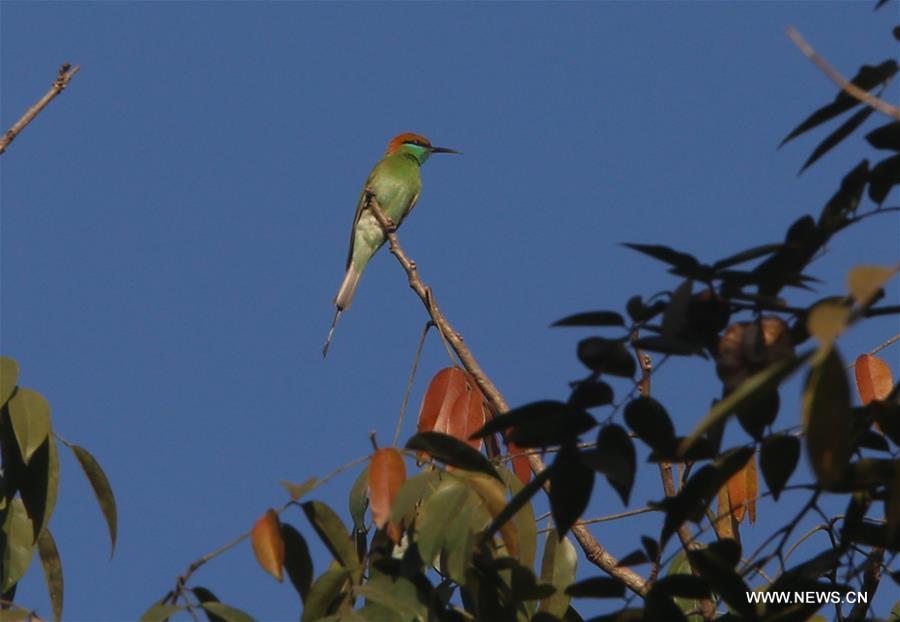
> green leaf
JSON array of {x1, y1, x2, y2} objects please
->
[
  {"x1": 760, "y1": 434, "x2": 800, "y2": 501},
  {"x1": 581, "y1": 424, "x2": 635, "y2": 505},
  {"x1": 1, "y1": 498, "x2": 34, "y2": 592},
  {"x1": 7, "y1": 388, "x2": 51, "y2": 465},
  {"x1": 688, "y1": 544, "x2": 754, "y2": 618},
  {"x1": 20, "y1": 437, "x2": 60, "y2": 542},
  {"x1": 576, "y1": 338, "x2": 636, "y2": 377},
  {"x1": 301, "y1": 568, "x2": 350, "y2": 622},
  {"x1": 348, "y1": 467, "x2": 369, "y2": 531},
  {"x1": 624, "y1": 397, "x2": 676, "y2": 455},
  {"x1": 280, "y1": 477, "x2": 320, "y2": 502},
  {"x1": 443, "y1": 493, "x2": 485, "y2": 585},
  {"x1": 139, "y1": 603, "x2": 183, "y2": 622},
  {"x1": 0, "y1": 357, "x2": 18, "y2": 407},
  {"x1": 549, "y1": 444, "x2": 594, "y2": 537},
  {"x1": 539, "y1": 530, "x2": 577, "y2": 618},
  {"x1": 200, "y1": 602, "x2": 256, "y2": 622},
  {"x1": 847, "y1": 264, "x2": 897, "y2": 308},
  {"x1": 804, "y1": 348, "x2": 853, "y2": 489},
  {"x1": 474, "y1": 402, "x2": 596, "y2": 449},
  {"x1": 666, "y1": 551, "x2": 703, "y2": 622},
  {"x1": 388, "y1": 467, "x2": 439, "y2": 528},
  {"x1": 712, "y1": 243, "x2": 784, "y2": 271},
  {"x1": 498, "y1": 466, "x2": 538, "y2": 571},
  {"x1": 564, "y1": 577, "x2": 625, "y2": 598},
  {"x1": 415, "y1": 477, "x2": 469, "y2": 563},
  {"x1": 0, "y1": 608, "x2": 31, "y2": 622},
  {"x1": 800, "y1": 105, "x2": 875, "y2": 173},
  {"x1": 301, "y1": 501, "x2": 357, "y2": 569},
  {"x1": 552, "y1": 311, "x2": 625, "y2": 328},
  {"x1": 406, "y1": 432, "x2": 502, "y2": 480},
  {"x1": 485, "y1": 465, "x2": 551, "y2": 551},
  {"x1": 70, "y1": 444, "x2": 117, "y2": 556},
  {"x1": 680, "y1": 354, "x2": 808, "y2": 456},
  {"x1": 192, "y1": 587, "x2": 228, "y2": 622},
  {"x1": 355, "y1": 576, "x2": 426, "y2": 621},
  {"x1": 652, "y1": 574, "x2": 710, "y2": 600},
  {"x1": 281, "y1": 524, "x2": 313, "y2": 604},
  {"x1": 37, "y1": 528, "x2": 63, "y2": 622}
]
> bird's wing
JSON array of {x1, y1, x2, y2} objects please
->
[
  {"x1": 405, "y1": 191, "x2": 421, "y2": 218},
  {"x1": 345, "y1": 185, "x2": 369, "y2": 270}
]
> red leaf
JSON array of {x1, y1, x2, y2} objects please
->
[
  {"x1": 446, "y1": 386, "x2": 486, "y2": 451},
  {"x1": 855, "y1": 354, "x2": 894, "y2": 405},
  {"x1": 418, "y1": 368, "x2": 468, "y2": 435},
  {"x1": 368, "y1": 448, "x2": 407, "y2": 543},
  {"x1": 507, "y1": 440, "x2": 532, "y2": 484},
  {"x1": 251, "y1": 509, "x2": 285, "y2": 582}
]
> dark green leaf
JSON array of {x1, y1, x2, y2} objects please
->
[
  {"x1": 640, "y1": 536, "x2": 658, "y2": 563},
  {"x1": 568, "y1": 380, "x2": 613, "y2": 410},
  {"x1": 37, "y1": 528, "x2": 63, "y2": 622},
  {"x1": 8, "y1": 388, "x2": 51, "y2": 465},
  {"x1": 565, "y1": 577, "x2": 624, "y2": 599},
  {"x1": 20, "y1": 437, "x2": 59, "y2": 542},
  {"x1": 0, "y1": 357, "x2": 18, "y2": 407},
  {"x1": 550, "y1": 444, "x2": 594, "y2": 537},
  {"x1": 200, "y1": 602, "x2": 256, "y2": 622},
  {"x1": 139, "y1": 603, "x2": 183, "y2": 622},
  {"x1": 577, "y1": 338, "x2": 636, "y2": 377},
  {"x1": 688, "y1": 545, "x2": 754, "y2": 618},
  {"x1": 406, "y1": 432, "x2": 502, "y2": 480},
  {"x1": 473, "y1": 402, "x2": 596, "y2": 449},
  {"x1": 281, "y1": 524, "x2": 313, "y2": 603},
  {"x1": 553, "y1": 312, "x2": 626, "y2": 328},
  {"x1": 486, "y1": 466, "x2": 552, "y2": 542},
  {"x1": 624, "y1": 397, "x2": 676, "y2": 455},
  {"x1": 735, "y1": 389, "x2": 779, "y2": 441},
  {"x1": 780, "y1": 60, "x2": 898, "y2": 146},
  {"x1": 584, "y1": 609, "x2": 643, "y2": 622},
  {"x1": 388, "y1": 467, "x2": 439, "y2": 528},
  {"x1": 616, "y1": 550, "x2": 650, "y2": 567},
  {"x1": 622, "y1": 243, "x2": 700, "y2": 273},
  {"x1": 652, "y1": 574, "x2": 710, "y2": 600},
  {"x1": 508, "y1": 563, "x2": 555, "y2": 601},
  {"x1": 680, "y1": 354, "x2": 807, "y2": 456},
  {"x1": 580, "y1": 424, "x2": 635, "y2": 505},
  {"x1": 804, "y1": 348, "x2": 853, "y2": 489},
  {"x1": 71, "y1": 444, "x2": 117, "y2": 556},
  {"x1": 348, "y1": 467, "x2": 369, "y2": 531},
  {"x1": 800, "y1": 105, "x2": 875, "y2": 173},
  {"x1": 301, "y1": 501, "x2": 358, "y2": 569},
  {"x1": 712, "y1": 244, "x2": 784, "y2": 271},
  {"x1": 662, "y1": 280, "x2": 693, "y2": 340},
  {"x1": 868, "y1": 153, "x2": 900, "y2": 205},
  {"x1": 192, "y1": 588, "x2": 227, "y2": 622},
  {"x1": 415, "y1": 478, "x2": 470, "y2": 563},
  {"x1": 301, "y1": 568, "x2": 350, "y2": 622},
  {"x1": 626, "y1": 296, "x2": 666, "y2": 323},
  {"x1": 819, "y1": 160, "x2": 869, "y2": 234},
  {"x1": 866, "y1": 120, "x2": 900, "y2": 151},
  {"x1": 760, "y1": 434, "x2": 800, "y2": 501}
]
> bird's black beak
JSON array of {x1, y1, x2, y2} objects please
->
[{"x1": 430, "y1": 146, "x2": 462, "y2": 155}]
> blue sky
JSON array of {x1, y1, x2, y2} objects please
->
[{"x1": 1, "y1": 2, "x2": 898, "y2": 620}]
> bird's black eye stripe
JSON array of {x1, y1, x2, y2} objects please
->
[{"x1": 404, "y1": 140, "x2": 429, "y2": 148}]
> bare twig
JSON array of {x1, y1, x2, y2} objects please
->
[
  {"x1": 364, "y1": 192, "x2": 650, "y2": 596},
  {"x1": 0, "y1": 63, "x2": 81, "y2": 156},
  {"x1": 394, "y1": 321, "x2": 433, "y2": 446},
  {"x1": 786, "y1": 27, "x2": 900, "y2": 121}
]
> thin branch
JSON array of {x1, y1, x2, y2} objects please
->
[
  {"x1": 364, "y1": 192, "x2": 650, "y2": 596},
  {"x1": 394, "y1": 321, "x2": 432, "y2": 446},
  {"x1": 786, "y1": 27, "x2": 900, "y2": 121},
  {"x1": 0, "y1": 63, "x2": 81, "y2": 156},
  {"x1": 847, "y1": 333, "x2": 900, "y2": 368}
]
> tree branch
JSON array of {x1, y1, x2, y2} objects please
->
[
  {"x1": 0, "y1": 63, "x2": 81, "y2": 156},
  {"x1": 786, "y1": 27, "x2": 900, "y2": 121},
  {"x1": 364, "y1": 191, "x2": 650, "y2": 596}
]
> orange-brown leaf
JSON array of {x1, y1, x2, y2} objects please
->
[
  {"x1": 726, "y1": 457, "x2": 758, "y2": 525},
  {"x1": 855, "y1": 354, "x2": 894, "y2": 406},
  {"x1": 251, "y1": 509, "x2": 285, "y2": 582},
  {"x1": 507, "y1": 441, "x2": 532, "y2": 484},
  {"x1": 447, "y1": 387, "x2": 486, "y2": 451},
  {"x1": 418, "y1": 368, "x2": 468, "y2": 435},
  {"x1": 368, "y1": 448, "x2": 407, "y2": 542}
]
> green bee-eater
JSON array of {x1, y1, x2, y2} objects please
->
[{"x1": 323, "y1": 133, "x2": 460, "y2": 357}]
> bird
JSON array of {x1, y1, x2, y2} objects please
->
[{"x1": 323, "y1": 133, "x2": 460, "y2": 357}]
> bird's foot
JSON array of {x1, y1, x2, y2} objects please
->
[{"x1": 383, "y1": 218, "x2": 398, "y2": 233}]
